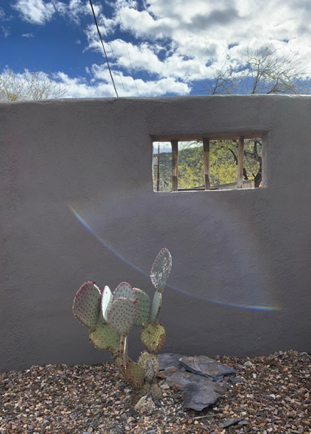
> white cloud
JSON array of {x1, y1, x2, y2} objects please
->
[
  {"x1": 90, "y1": 65, "x2": 190, "y2": 96},
  {"x1": 55, "y1": 72, "x2": 113, "y2": 98},
  {"x1": 85, "y1": 0, "x2": 311, "y2": 89},
  {"x1": 64, "y1": 0, "x2": 93, "y2": 24},
  {"x1": 53, "y1": 1, "x2": 67, "y2": 16},
  {"x1": 22, "y1": 32, "x2": 35, "y2": 37},
  {"x1": 12, "y1": 0, "x2": 92, "y2": 25},
  {"x1": 1, "y1": 26, "x2": 10, "y2": 38},
  {"x1": 117, "y1": 7, "x2": 175, "y2": 39},
  {"x1": 12, "y1": 0, "x2": 56, "y2": 25},
  {"x1": 0, "y1": 6, "x2": 12, "y2": 37},
  {"x1": 106, "y1": 40, "x2": 164, "y2": 74},
  {"x1": 55, "y1": 67, "x2": 189, "y2": 97}
]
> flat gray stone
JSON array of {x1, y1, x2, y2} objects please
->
[
  {"x1": 219, "y1": 416, "x2": 245, "y2": 428},
  {"x1": 165, "y1": 370, "x2": 198, "y2": 388},
  {"x1": 179, "y1": 355, "x2": 236, "y2": 379},
  {"x1": 158, "y1": 353, "x2": 184, "y2": 371},
  {"x1": 227, "y1": 376, "x2": 244, "y2": 384},
  {"x1": 158, "y1": 354, "x2": 239, "y2": 411},
  {"x1": 165, "y1": 370, "x2": 225, "y2": 411},
  {"x1": 166, "y1": 370, "x2": 225, "y2": 392},
  {"x1": 183, "y1": 381, "x2": 222, "y2": 412}
]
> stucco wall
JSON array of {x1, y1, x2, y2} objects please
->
[{"x1": 1, "y1": 95, "x2": 311, "y2": 372}]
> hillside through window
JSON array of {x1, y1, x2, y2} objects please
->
[{"x1": 152, "y1": 137, "x2": 263, "y2": 192}]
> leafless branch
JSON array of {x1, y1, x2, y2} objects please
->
[{"x1": 0, "y1": 67, "x2": 67, "y2": 101}]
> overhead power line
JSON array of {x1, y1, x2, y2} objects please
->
[{"x1": 88, "y1": 0, "x2": 119, "y2": 97}]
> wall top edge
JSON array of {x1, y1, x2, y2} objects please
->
[
  {"x1": 152, "y1": 131, "x2": 269, "y2": 141},
  {"x1": 0, "y1": 94, "x2": 310, "y2": 107}
]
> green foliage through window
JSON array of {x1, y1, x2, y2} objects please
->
[{"x1": 153, "y1": 138, "x2": 262, "y2": 192}]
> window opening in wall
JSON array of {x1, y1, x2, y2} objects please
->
[{"x1": 152, "y1": 137, "x2": 263, "y2": 192}]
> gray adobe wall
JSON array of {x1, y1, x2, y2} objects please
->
[{"x1": 1, "y1": 96, "x2": 311, "y2": 372}]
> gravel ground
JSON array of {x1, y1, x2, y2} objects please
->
[{"x1": 1, "y1": 350, "x2": 310, "y2": 434}]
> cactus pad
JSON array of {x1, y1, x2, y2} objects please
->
[
  {"x1": 150, "y1": 248, "x2": 172, "y2": 292},
  {"x1": 150, "y1": 383, "x2": 163, "y2": 401},
  {"x1": 107, "y1": 297, "x2": 137, "y2": 336},
  {"x1": 124, "y1": 360, "x2": 145, "y2": 389},
  {"x1": 73, "y1": 282, "x2": 101, "y2": 331},
  {"x1": 133, "y1": 288, "x2": 151, "y2": 327},
  {"x1": 89, "y1": 323, "x2": 120, "y2": 353},
  {"x1": 113, "y1": 282, "x2": 136, "y2": 302},
  {"x1": 101, "y1": 285, "x2": 113, "y2": 322},
  {"x1": 138, "y1": 351, "x2": 159, "y2": 382},
  {"x1": 141, "y1": 323, "x2": 166, "y2": 353},
  {"x1": 150, "y1": 290, "x2": 162, "y2": 322}
]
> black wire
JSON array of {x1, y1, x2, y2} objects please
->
[{"x1": 88, "y1": 0, "x2": 119, "y2": 97}]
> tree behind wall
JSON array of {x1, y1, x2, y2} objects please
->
[
  {"x1": 198, "y1": 45, "x2": 310, "y2": 187},
  {"x1": 206, "y1": 45, "x2": 310, "y2": 96},
  {"x1": 0, "y1": 67, "x2": 67, "y2": 101}
]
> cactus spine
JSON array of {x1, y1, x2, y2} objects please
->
[{"x1": 73, "y1": 248, "x2": 172, "y2": 402}]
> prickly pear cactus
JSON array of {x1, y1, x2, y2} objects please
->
[
  {"x1": 89, "y1": 323, "x2": 119, "y2": 353},
  {"x1": 150, "y1": 248, "x2": 172, "y2": 292},
  {"x1": 106, "y1": 297, "x2": 137, "y2": 336},
  {"x1": 124, "y1": 360, "x2": 145, "y2": 389},
  {"x1": 73, "y1": 282, "x2": 101, "y2": 331},
  {"x1": 101, "y1": 285, "x2": 112, "y2": 322},
  {"x1": 72, "y1": 248, "x2": 172, "y2": 404},
  {"x1": 141, "y1": 323, "x2": 166, "y2": 353},
  {"x1": 138, "y1": 351, "x2": 160, "y2": 382},
  {"x1": 133, "y1": 288, "x2": 151, "y2": 327},
  {"x1": 150, "y1": 290, "x2": 162, "y2": 322}
]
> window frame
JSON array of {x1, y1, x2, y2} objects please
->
[{"x1": 152, "y1": 132, "x2": 267, "y2": 192}]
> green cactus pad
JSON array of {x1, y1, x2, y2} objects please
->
[
  {"x1": 113, "y1": 282, "x2": 136, "y2": 302},
  {"x1": 124, "y1": 360, "x2": 145, "y2": 389},
  {"x1": 73, "y1": 281, "x2": 101, "y2": 331},
  {"x1": 89, "y1": 323, "x2": 120, "y2": 353},
  {"x1": 150, "y1": 290, "x2": 162, "y2": 323},
  {"x1": 101, "y1": 285, "x2": 112, "y2": 322},
  {"x1": 133, "y1": 288, "x2": 151, "y2": 327},
  {"x1": 107, "y1": 297, "x2": 137, "y2": 336},
  {"x1": 141, "y1": 323, "x2": 166, "y2": 353},
  {"x1": 138, "y1": 351, "x2": 159, "y2": 382},
  {"x1": 150, "y1": 248, "x2": 172, "y2": 292}
]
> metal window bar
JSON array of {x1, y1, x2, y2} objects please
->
[
  {"x1": 237, "y1": 136, "x2": 245, "y2": 188},
  {"x1": 203, "y1": 138, "x2": 210, "y2": 190},
  {"x1": 171, "y1": 140, "x2": 178, "y2": 191}
]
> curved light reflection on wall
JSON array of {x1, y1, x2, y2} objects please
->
[{"x1": 69, "y1": 202, "x2": 282, "y2": 312}]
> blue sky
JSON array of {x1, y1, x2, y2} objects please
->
[{"x1": 1, "y1": 0, "x2": 311, "y2": 98}]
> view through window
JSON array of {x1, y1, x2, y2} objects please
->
[{"x1": 152, "y1": 137, "x2": 263, "y2": 192}]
